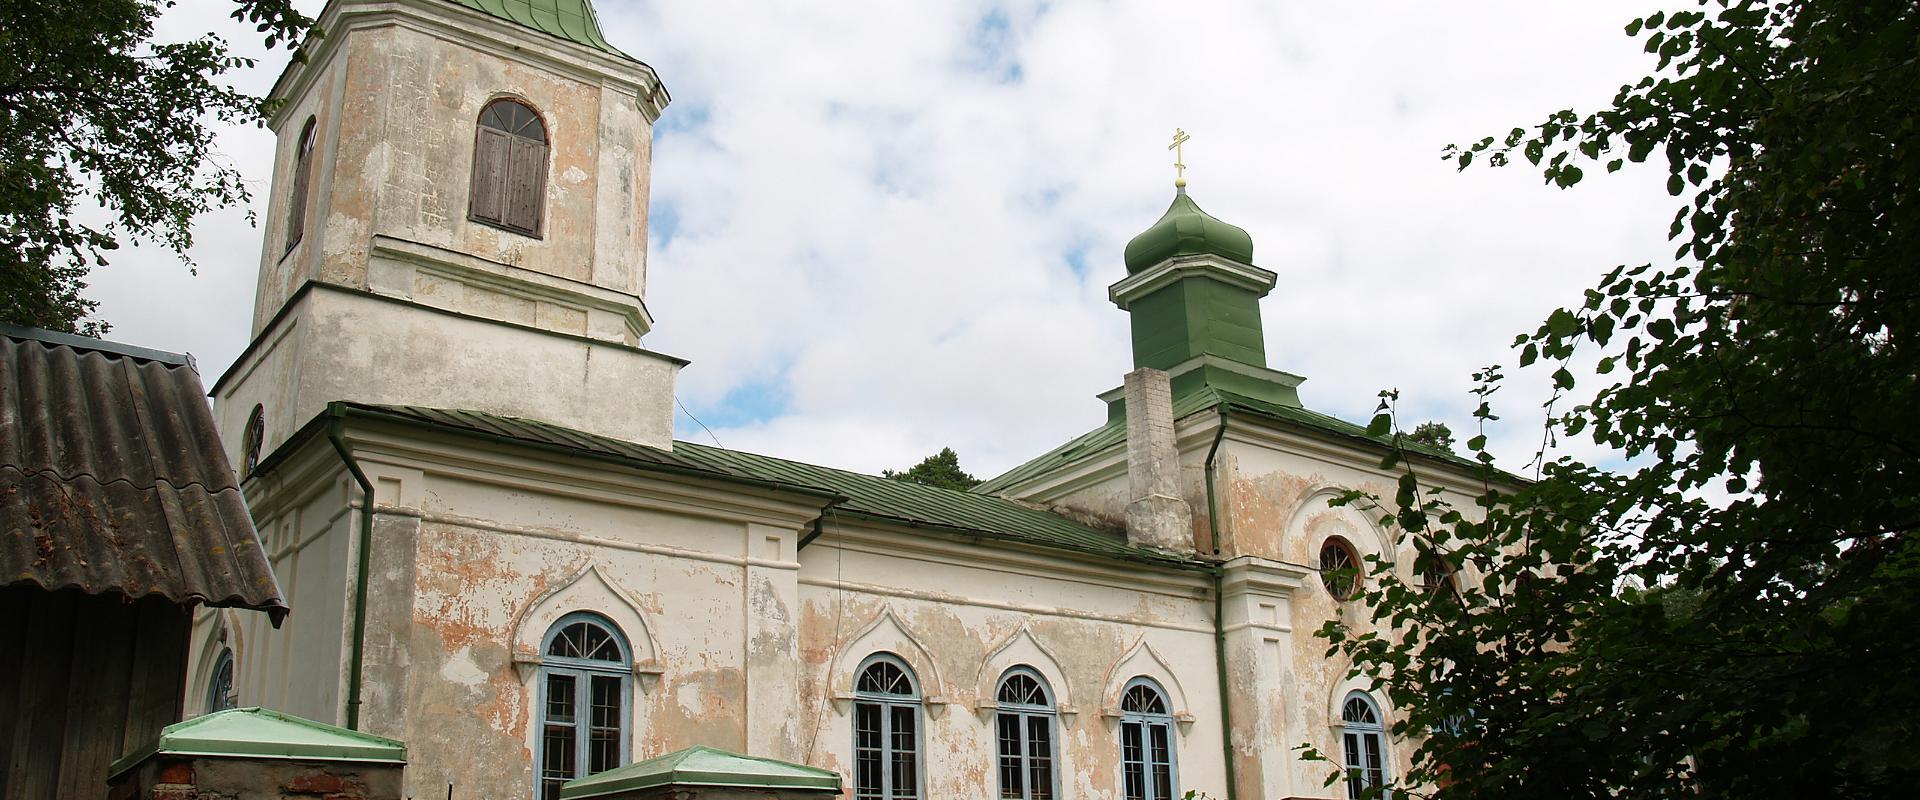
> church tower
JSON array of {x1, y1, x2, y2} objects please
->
[{"x1": 212, "y1": 0, "x2": 680, "y2": 458}]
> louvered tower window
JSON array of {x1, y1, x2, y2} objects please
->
[
  {"x1": 538, "y1": 613, "x2": 630, "y2": 800},
  {"x1": 995, "y1": 668, "x2": 1056, "y2": 799},
  {"x1": 284, "y1": 117, "x2": 316, "y2": 253},
  {"x1": 853, "y1": 654, "x2": 921, "y2": 800},
  {"x1": 1119, "y1": 678, "x2": 1177, "y2": 800},
  {"x1": 1341, "y1": 692, "x2": 1389, "y2": 799},
  {"x1": 470, "y1": 98, "x2": 549, "y2": 237}
]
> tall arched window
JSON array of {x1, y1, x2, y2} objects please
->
[
  {"x1": 995, "y1": 667, "x2": 1056, "y2": 799},
  {"x1": 205, "y1": 647, "x2": 235, "y2": 714},
  {"x1": 1120, "y1": 678, "x2": 1176, "y2": 800},
  {"x1": 853, "y1": 654, "x2": 921, "y2": 800},
  {"x1": 1340, "y1": 692, "x2": 1388, "y2": 799},
  {"x1": 470, "y1": 98, "x2": 549, "y2": 237},
  {"x1": 538, "y1": 613, "x2": 630, "y2": 800},
  {"x1": 241, "y1": 404, "x2": 265, "y2": 479},
  {"x1": 284, "y1": 117, "x2": 316, "y2": 253}
]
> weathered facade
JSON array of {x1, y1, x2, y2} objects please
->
[{"x1": 190, "y1": 1, "x2": 1489, "y2": 799}]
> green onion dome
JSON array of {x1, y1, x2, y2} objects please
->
[{"x1": 1122, "y1": 187, "x2": 1255, "y2": 274}]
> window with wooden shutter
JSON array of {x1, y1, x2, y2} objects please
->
[
  {"x1": 284, "y1": 117, "x2": 316, "y2": 254},
  {"x1": 470, "y1": 99, "x2": 548, "y2": 237}
]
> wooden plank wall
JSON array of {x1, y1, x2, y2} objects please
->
[{"x1": 0, "y1": 587, "x2": 189, "y2": 799}]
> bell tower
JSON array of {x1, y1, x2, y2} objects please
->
[{"x1": 214, "y1": 0, "x2": 683, "y2": 452}]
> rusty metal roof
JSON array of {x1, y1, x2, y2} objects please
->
[{"x1": 0, "y1": 325, "x2": 288, "y2": 625}]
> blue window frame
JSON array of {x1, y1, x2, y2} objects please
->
[
  {"x1": 537, "y1": 612, "x2": 631, "y2": 800},
  {"x1": 1340, "y1": 692, "x2": 1388, "y2": 799},
  {"x1": 1120, "y1": 677, "x2": 1176, "y2": 800},
  {"x1": 853, "y1": 653, "x2": 921, "y2": 800},
  {"x1": 995, "y1": 667, "x2": 1057, "y2": 799}
]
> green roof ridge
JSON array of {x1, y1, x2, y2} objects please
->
[
  {"x1": 445, "y1": 0, "x2": 630, "y2": 59},
  {"x1": 974, "y1": 388, "x2": 1500, "y2": 494},
  {"x1": 1122, "y1": 187, "x2": 1255, "y2": 273},
  {"x1": 109, "y1": 708, "x2": 406, "y2": 778},
  {"x1": 561, "y1": 745, "x2": 839, "y2": 797}
]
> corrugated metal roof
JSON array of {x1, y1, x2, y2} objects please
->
[
  {"x1": 349, "y1": 405, "x2": 1200, "y2": 567},
  {"x1": 974, "y1": 386, "x2": 1488, "y2": 495},
  {"x1": 0, "y1": 327, "x2": 287, "y2": 624}
]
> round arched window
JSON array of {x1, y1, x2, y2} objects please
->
[
  {"x1": 470, "y1": 98, "x2": 550, "y2": 236},
  {"x1": 1319, "y1": 537, "x2": 1362, "y2": 600}
]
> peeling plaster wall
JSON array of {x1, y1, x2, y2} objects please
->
[
  {"x1": 794, "y1": 535, "x2": 1224, "y2": 799},
  {"x1": 253, "y1": 2, "x2": 660, "y2": 336}
]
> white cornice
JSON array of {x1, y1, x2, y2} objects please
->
[
  {"x1": 809, "y1": 522, "x2": 1211, "y2": 599},
  {"x1": 367, "y1": 235, "x2": 654, "y2": 339},
  {"x1": 1108, "y1": 253, "x2": 1278, "y2": 310}
]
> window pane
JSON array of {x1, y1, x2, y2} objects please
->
[
  {"x1": 855, "y1": 702, "x2": 883, "y2": 798},
  {"x1": 1363, "y1": 733, "x2": 1385, "y2": 791},
  {"x1": 588, "y1": 675, "x2": 622, "y2": 774},
  {"x1": 547, "y1": 674, "x2": 576, "y2": 722},
  {"x1": 1150, "y1": 723, "x2": 1173, "y2": 800},
  {"x1": 1122, "y1": 721, "x2": 1145, "y2": 800},
  {"x1": 889, "y1": 705, "x2": 917, "y2": 798},
  {"x1": 1026, "y1": 715, "x2": 1053, "y2": 800},
  {"x1": 997, "y1": 713, "x2": 1023, "y2": 798}
]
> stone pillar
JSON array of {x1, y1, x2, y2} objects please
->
[
  {"x1": 745, "y1": 522, "x2": 804, "y2": 760},
  {"x1": 1218, "y1": 557, "x2": 1312, "y2": 800},
  {"x1": 1123, "y1": 367, "x2": 1194, "y2": 552}
]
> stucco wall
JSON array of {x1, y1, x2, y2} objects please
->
[{"x1": 253, "y1": 0, "x2": 662, "y2": 337}]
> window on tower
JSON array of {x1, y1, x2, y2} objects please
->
[
  {"x1": 285, "y1": 117, "x2": 316, "y2": 254},
  {"x1": 470, "y1": 98, "x2": 549, "y2": 237}
]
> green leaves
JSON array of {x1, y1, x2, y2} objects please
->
[
  {"x1": 1333, "y1": 2, "x2": 1920, "y2": 799},
  {"x1": 0, "y1": 0, "x2": 315, "y2": 333}
]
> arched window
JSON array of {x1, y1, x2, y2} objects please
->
[
  {"x1": 241, "y1": 404, "x2": 265, "y2": 479},
  {"x1": 1120, "y1": 678, "x2": 1176, "y2": 800},
  {"x1": 538, "y1": 613, "x2": 630, "y2": 800},
  {"x1": 1340, "y1": 692, "x2": 1388, "y2": 799},
  {"x1": 1319, "y1": 537, "x2": 1362, "y2": 600},
  {"x1": 995, "y1": 667, "x2": 1056, "y2": 799},
  {"x1": 285, "y1": 117, "x2": 317, "y2": 253},
  {"x1": 853, "y1": 654, "x2": 921, "y2": 800},
  {"x1": 205, "y1": 648, "x2": 235, "y2": 714},
  {"x1": 470, "y1": 98, "x2": 549, "y2": 237}
]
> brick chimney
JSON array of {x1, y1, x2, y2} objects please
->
[{"x1": 1123, "y1": 368, "x2": 1194, "y2": 552}]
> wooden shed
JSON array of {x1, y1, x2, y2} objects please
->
[{"x1": 0, "y1": 324, "x2": 288, "y2": 798}]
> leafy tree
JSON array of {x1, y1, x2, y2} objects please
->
[
  {"x1": 1407, "y1": 421, "x2": 1455, "y2": 453},
  {"x1": 883, "y1": 447, "x2": 981, "y2": 491},
  {"x1": 1310, "y1": 2, "x2": 1919, "y2": 799},
  {"x1": 0, "y1": 0, "x2": 312, "y2": 334}
]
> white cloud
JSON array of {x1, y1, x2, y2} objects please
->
[{"x1": 83, "y1": 0, "x2": 1678, "y2": 479}]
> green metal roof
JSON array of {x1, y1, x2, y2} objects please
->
[
  {"x1": 666, "y1": 441, "x2": 1199, "y2": 566},
  {"x1": 333, "y1": 404, "x2": 1204, "y2": 568},
  {"x1": 446, "y1": 0, "x2": 629, "y2": 58},
  {"x1": 560, "y1": 745, "x2": 840, "y2": 797},
  {"x1": 974, "y1": 386, "x2": 1487, "y2": 495},
  {"x1": 109, "y1": 708, "x2": 406, "y2": 777},
  {"x1": 1122, "y1": 187, "x2": 1256, "y2": 273}
]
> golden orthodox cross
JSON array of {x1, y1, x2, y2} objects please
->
[{"x1": 1169, "y1": 128, "x2": 1191, "y2": 186}]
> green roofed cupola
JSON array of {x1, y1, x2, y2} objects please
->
[{"x1": 1105, "y1": 160, "x2": 1304, "y2": 416}]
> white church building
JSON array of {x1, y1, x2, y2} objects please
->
[{"x1": 190, "y1": 0, "x2": 1486, "y2": 798}]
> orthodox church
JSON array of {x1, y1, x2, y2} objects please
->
[{"x1": 193, "y1": 0, "x2": 1486, "y2": 798}]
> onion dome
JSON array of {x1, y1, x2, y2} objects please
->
[{"x1": 1121, "y1": 187, "x2": 1255, "y2": 274}]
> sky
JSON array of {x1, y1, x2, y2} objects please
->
[{"x1": 88, "y1": 0, "x2": 1678, "y2": 480}]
